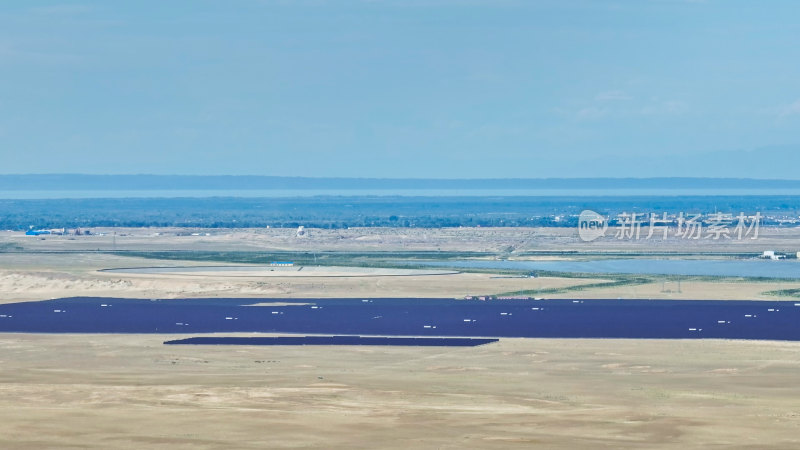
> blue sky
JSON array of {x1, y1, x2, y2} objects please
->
[{"x1": 1, "y1": 1, "x2": 799, "y2": 178}]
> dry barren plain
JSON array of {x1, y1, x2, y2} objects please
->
[
  {"x1": 2, "y1": 227, "x2": 800, "y2": 448},
  {"x1": 5, "y1": 225, "x2": 800, "y2": 253},
  {"x1": 3, "y1": 224, "x2": 800, "y2": 301},
  {"x1": 1, "y1": 335, "x2": 799, "y2": 449}
]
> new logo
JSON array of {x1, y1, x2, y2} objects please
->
[{"x1": 578, "y1": 210, "x2": 608, "y2": 242}]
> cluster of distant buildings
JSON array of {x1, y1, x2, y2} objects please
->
[
  {"x1": 25, "y1": 228, "x2": 93, "y2": 236},
  {"x1": 760, "y1": 251, "x2": 800, "y2": 260}
]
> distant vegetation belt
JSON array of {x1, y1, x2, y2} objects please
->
[{"x1": 1, "y1": 195, "x2": 797, "y2": 229}]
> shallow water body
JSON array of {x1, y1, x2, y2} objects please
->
[{"x1": 416, "y1": 259, "x2": 800, "y2": 279}]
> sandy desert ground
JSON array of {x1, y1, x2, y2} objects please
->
[
  {"x1": 1, "y1": 251, "x2": 800, "y2": 305},
  {"x1": 0, "y1": 252, "x2": 608, "y2": 304},
  {"x1": 1, "y1": 250, "x2": 799, "y2": 304},
  {"x1": 0, "y1": 334, "x2": 799, "y2": 449},
  {"x1": 2, "y1": 228, "x2": 800, "y2": 448}
]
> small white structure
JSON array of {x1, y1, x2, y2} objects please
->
[{"x1": 762, "y1": 251, "x2": 784, "y2": 260}]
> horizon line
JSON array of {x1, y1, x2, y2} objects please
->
[{"x1": 3, "y1": 174, "x2": 800, "y2": 182}]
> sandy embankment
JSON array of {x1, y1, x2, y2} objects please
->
[{"x1": 0, "y1": 253, "x2": 605, "y2": 304}]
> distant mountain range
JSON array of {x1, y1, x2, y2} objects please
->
[{"x1": 1, "y1": 175, "x2": 800, "y2": 191}]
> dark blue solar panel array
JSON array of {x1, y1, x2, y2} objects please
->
[
  {"x1": 164, "y1": 336, "x2": 498, "y2": 346},
  {"x1": 0, "y1": 297, "x2": 799, "y2": 340}
]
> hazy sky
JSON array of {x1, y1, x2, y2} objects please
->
[{"x1": 2, "y1": 1, "x2": 799, "y2": 177}]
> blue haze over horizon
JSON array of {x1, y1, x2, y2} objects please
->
[{"x1": 2, "y1": 1, "x2": 799, "y2": 178}]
